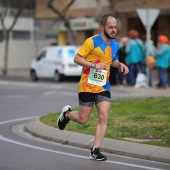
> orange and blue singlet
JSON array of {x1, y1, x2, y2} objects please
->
[{"x1": 78, "y1": 34, "x2": 119, "y2": 93}]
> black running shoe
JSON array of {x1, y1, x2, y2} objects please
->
[
  {"x1": 90, "y1": 148, "x2": 107, "y2": 161},
  {"x1": 57, "y1": 105, "x2": 72, "y2": 130}
]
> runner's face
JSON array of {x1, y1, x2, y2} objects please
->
[{"x1": 103, "y1": 17, "x2": 117, "y2": 39}]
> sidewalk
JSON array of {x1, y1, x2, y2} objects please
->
[{"x1": 25, "y1": 118, "x2": 170, "y2": 164}]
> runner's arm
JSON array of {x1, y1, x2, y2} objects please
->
[
  {"x1": 74, "y1": 54, "x2": 106, "y2": 70},
  {"x1": 112, "y1": 59, "x2": 129, "y2": 75},
  {"x1": 74, "y1": 53, "x2": 92, "y2": 68}
]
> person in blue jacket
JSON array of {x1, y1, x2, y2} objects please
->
[
  {"x1": 145, "y1": 40, "x2": 156, "y2": 87},
  {"x1": 125, "y1": 29, "x2": 145, "y2": 86},
  {"x1": 168, "y1": 62, "x2": 170, "y2": 87},
  {"x1": 151, "y1": 35, "x2": 170, "y2": 89}
]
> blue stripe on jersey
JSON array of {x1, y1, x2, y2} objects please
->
[
  {"x1": 92, "y1": 35, "x2": 103, "y2": 49},
  {"x1": 92, "y1": 34, "x2": 119, "y2": 61}
]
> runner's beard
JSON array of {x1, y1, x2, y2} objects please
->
[{"x1": 104, "y1": 29, "x2": 116, "y2": 39}]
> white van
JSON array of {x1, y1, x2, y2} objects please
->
[{"x1": 30, "y1": 46, "x2": 82, "y2": 81}]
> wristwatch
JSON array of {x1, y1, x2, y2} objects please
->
[{"x1": 91, "y1": 63, "x2": 96, "y2": 69}]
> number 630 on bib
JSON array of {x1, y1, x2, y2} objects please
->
[{"x1": 88, "y1": 68, "x2": 107, "y2": 86}]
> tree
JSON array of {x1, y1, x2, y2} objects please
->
[
  {"x1": 47, "y1": 0, "x2": 76, "y2": 45},
  {"x1": 94, "y1": 0, "x2": 103, "y2": 23},
  {"x1": 0, "y1": 0, "x2": 28, "y2": 75},
  {"x1": 108, "y1": 0, "x2": 119, "y2": 17},
  {"x1": 94, "y1": 0, "x2": 117, "y2": 25}
]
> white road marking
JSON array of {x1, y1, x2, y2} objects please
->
[
  {"x1": 42, "y1": 91, "x2": 77, "y2": 98},
  {"x1": 62, "y1": 92, "x2": 77, "y2": 96},
  {"x1": 0, "y1": 80, "x2": 77, "y2": 98},
  {"x1": 43, "y1": 90, "x2": 58, "y2": 95},
  {"x1": 0, "y1": 135, "x2": 165, "y2": 170},
  {"x1": 106, "y1": 159, "x2": 165, "y2": 170},
  {"x1": 0, "y1": 80, "x2": 63, "y2": 89},
  {"x1": 0, "y1": 80, "x2": 37, "y2": 87},
  {"x1": 0, "y1": 116, "x2": 38, "y2": 125},
  {"x1": 0, "y1": 117, "x2": 165, "y2": 170},
  {"x1": 4, "y1": 95, "x2": 30, "y2": 99}
]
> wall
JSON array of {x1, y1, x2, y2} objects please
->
[
  {"x1": 157, "y1": 15, "x2": 170, "y2": 38},
  {"x1": 115, "y1": 0, "x2": 170, "y2": 13},
  {"x1": 36, "y1": 0, "x2": 110, "y2": 19},
  {"x1": 0, "y1": 39, "x2": 55, "y2": 77}
]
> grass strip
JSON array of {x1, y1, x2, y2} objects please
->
[{"x1": 40, "y1": 97, "x2": 170, "y2": 147}]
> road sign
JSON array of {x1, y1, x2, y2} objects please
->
[
  {"x1": 136, "y1": 8, "x2": 160, "y2": 57},
  {"x1": 136, "y1": 9, "x2": 160, "y2": 87},
  {"x1": 137, "y1": 9, "x2": 160, "y2": 28}
]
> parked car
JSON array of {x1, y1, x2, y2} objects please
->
[{"x1": 30, "y1": 46, "x2": 82, "y2": 82}]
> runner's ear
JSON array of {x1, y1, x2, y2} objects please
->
[{"x1": 100, "y1": 25, "x2": 104, "y2": 31}]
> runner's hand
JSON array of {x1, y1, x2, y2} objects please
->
[
  {"x1": 95, "y1": 63, "x2": 106, "y2": 71},
  {"x1": 120, "y1": 63, "x2": 129, "y2": 75}
]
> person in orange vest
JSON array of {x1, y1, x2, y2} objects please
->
[
  {"x1": 151, "y1": 35, "x2": 170, "y2": 89},
  {"x1": 125, "y1": 29, "x2": 145, "y2": 86}
]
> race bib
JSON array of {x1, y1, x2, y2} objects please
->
[{"x1": 88, "y1": 68, "x2": 107, "y2": 86}]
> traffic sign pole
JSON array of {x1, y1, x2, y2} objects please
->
[
  {"x1": 137, "y1": 8, "x2": 160, "y2": 85},
  {"x1": 137, "y1": 8, "x2": 160, "y2": 56},
  {"x1": 146, "y1": 9, "x2": 151, "y2": 57}
]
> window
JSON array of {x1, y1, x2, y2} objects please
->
[{"x1": 36, "y1": 51, "x2": 46, "y2": 61}]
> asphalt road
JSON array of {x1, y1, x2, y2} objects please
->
[{"x1": 0, "y1": 78, "x2": 170, "y2": 170}]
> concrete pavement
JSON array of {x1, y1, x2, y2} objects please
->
[{"x1": 25, "y1": 118, "x2": 170, "y2": 164}]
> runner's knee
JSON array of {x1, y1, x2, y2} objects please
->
[
  {"x1": 99, "y1": 112, "x2": 108, "y2": 124},
  {"x1": 78, "y1": 116, "x2": 89, "y2": 124}
]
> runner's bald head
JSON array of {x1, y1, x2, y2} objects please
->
[{"x1": 100, "y1": 14, "x2": 116, "y2": 26}]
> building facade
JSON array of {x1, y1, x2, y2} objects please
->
[
  {"x1": 36, "y1": 0, "x2": 170, "y2": 46},
  {"x1": 1, "y1": 0, "x2": 170, "y2": 76}
]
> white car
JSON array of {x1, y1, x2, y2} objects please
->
[{"x1": 30, "y1": 46, "x2": 82, "y2": 82}]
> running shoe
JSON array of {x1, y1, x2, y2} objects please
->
[
  {"x1": 57, "y1": 105, "x2": 72, "y2": 130},
  {"x1": 89, "y1": 148, "x2": 107, "y2": 161}
]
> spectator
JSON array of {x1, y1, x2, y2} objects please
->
[
  {"x1": 167, "y1": 46, "x2": 170, "y2": 87},
  {"x1": 117, "y1": 37, "x2": 128, "y2": 84},
  {"x1": 109, "y1": 37, "x2": 120, "y2": 85},
  {"x1": 125, "y1": 29, "x2": 145, "y2": 86},
  {"x1": 151, "y1": 35, "x2": 170, "y2": 89},
  {"x1": 168, "y1": 66, "x2": 170, "y2": 87},
  {"x1": 145, "y1": 40, "x2": 156, "y2": 87}
]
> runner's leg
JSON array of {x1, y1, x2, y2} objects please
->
[
  {"x1": 68, "y1": 105, "x2": 92, "y2": 124},
  {"x1": 93, "y1": 101, "x2": 110, "y2": 149}
]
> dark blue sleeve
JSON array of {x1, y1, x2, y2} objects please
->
[{"x1": 111, "y1": 41, "x2": 119, "y2": 61}]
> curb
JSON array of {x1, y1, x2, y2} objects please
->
[{"x1": 25, "y1": 118, "x2": 170, "y2": 164}]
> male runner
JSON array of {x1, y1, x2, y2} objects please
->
[{"x1": 57, "y1": 14, "x2": 129, "y2": 161}]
